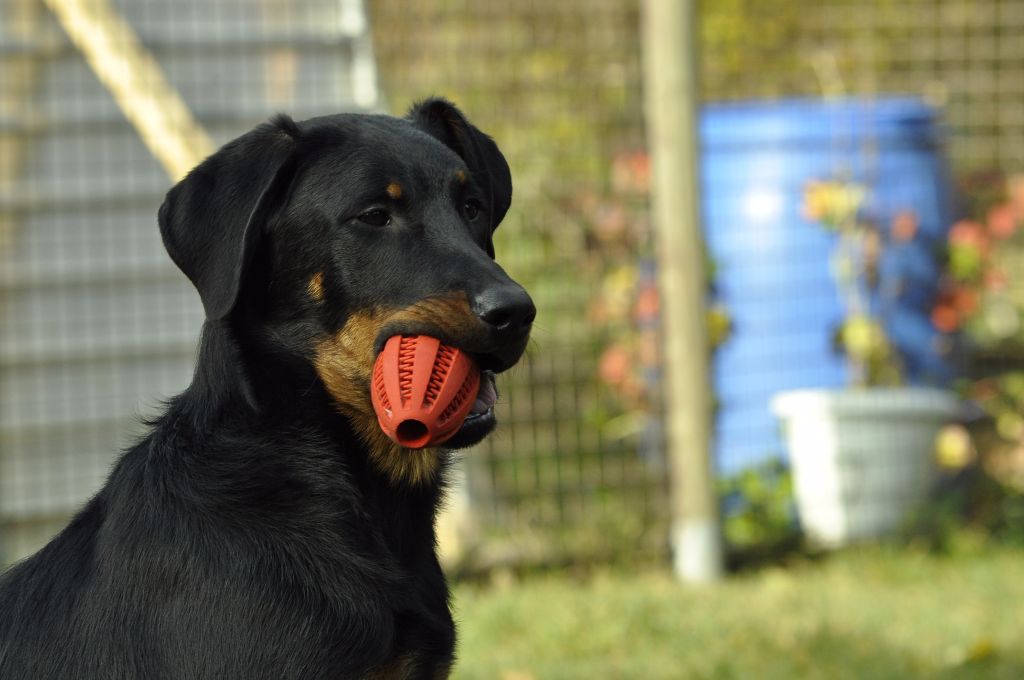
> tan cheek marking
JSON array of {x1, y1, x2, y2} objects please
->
[
  {"x1": 314, "y1": 309, "x2": 451, "y2": 487},
  {"x1": 312, "y1": 293, "x2": 488, "y2": 486},
  {"x1": 307, "y1": 272, "x2": 325, "y2": 302},
  {"x1": 313, "y1": 310, "x2": 381, "y2": 420},
  {"x1": 383, "y1": 292, "x2": 485, "y2": 343},
  {"x1": 386, "y1": 182, "x2": 403, "y2": 199}
]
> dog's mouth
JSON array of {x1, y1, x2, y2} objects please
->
[
  {"x1": 443, "y1": 369, "x2": 499, "y2": 450},
  {"x1": 367, "y1": 333, "x2": 504, "y2": 450},
  {"x1": 365, "y1": 301, "x2": 527, "y2": 451}
]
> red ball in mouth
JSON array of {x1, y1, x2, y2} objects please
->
[{"x1": 371, "y1": 335, "x2": 481, "y2": 448}]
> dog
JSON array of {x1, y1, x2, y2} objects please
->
[{"x1": 0, "y1": 98, "x2": 534, "y2": 679}]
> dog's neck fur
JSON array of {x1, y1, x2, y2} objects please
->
[
  {"x1": 0, "y1": 318, "x2": 457, "y2": 677},
  {"x1": 0, "y1": 324, "x2": 456, "y2": 680},
  {"x1": 157, "y1": 320, "x2": 448, "y2": 569}
]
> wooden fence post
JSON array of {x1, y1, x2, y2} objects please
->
[{"x1": 641, "y1": 0, "x2": 723, "y2": 584}]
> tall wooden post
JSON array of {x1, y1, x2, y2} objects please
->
[{"x1": 641, "y1": 0, "x2": 723, "y2": 583}]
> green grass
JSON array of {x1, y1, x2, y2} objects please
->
[{"x1": 452, "y1": 541, "x2": 1024, "y2": 679}]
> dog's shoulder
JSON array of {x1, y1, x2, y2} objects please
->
[{"x1": 2, "y1": 435, "x2": 449, "y2": 678}]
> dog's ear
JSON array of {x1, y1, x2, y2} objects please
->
[
  {"x1": 407, "y1": 98, "x2": 512, "y2": 254},
  {"x1": 159, "y1": 115, "x2": 301, "y2": 321}
]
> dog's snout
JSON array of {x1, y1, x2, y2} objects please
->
[{"x1": 473, "y1": 285, "x2": 536, "y2": 338}]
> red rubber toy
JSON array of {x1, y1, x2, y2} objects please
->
[{"x1": 371, "y1": 335, "x2": 481, "y2": 448}]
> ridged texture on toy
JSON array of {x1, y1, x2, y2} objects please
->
[{"x1": 371, "y1": 335, "x2": 481, "y2": 448}]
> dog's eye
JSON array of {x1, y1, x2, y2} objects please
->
[
  {"x1": 357, "y1": 209, "x2": 391, "y2": 227},
  {"x1": 463, "y1": 200, "x2": 482, "y2": 222}
]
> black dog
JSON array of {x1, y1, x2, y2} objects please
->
[{"x1": 0, "y1": 99, "x2": 534, "y2": 679}]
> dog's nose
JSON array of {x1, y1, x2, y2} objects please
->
[{"x1": 473, "y1": 285, "x2": 536, "y2": 338}]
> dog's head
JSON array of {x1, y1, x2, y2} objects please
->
[{"x1": 158, "y1": 99, "x2": 534, "y2": 484}]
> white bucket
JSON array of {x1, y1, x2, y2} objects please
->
[{"x1": 771, "y1": 388, "x2": 960, "y2": 547}]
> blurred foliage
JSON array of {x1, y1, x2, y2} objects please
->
[
  {"x1": 941, "y1": 172, "x2": 1024, "y2": 349},
  {"x1": 700, "y1": 0, "x2": 816, "y2": 100},
  {"x1": 700, "y1": 0, "x2": 1024, "y2": 170},
  {"x1": 367, "y1": 0, "x2": 1024, "y2": 566},
  {"x1": 368, "y1": 0, "x2": 669, "y2": 566},
  {"x1": 699, "y1": 0, "x2": 909, "y2": 101},
  {"x1": 912, "y1": 464, "x2": 1024, "y2": 553},
  {"x1": 801, "y1": 169, "x2": 1024, "y2": 543},
  {"x1": 940, "y1": 171, "x2": 1024, "y2": 496},
  {"x1": 802, "y1": 180, "x2": 905, "y2": 385},
  {"x1": 582, "y1": 150, "x2": 731, "y2": 439},
  {"x1": 719, "y1": 460, "x2": 800, "y2": 566},
  {"x1": 962, "y1": 372, "x2": 1024, "y2": 489}
]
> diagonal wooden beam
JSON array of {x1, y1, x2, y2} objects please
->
[{"x1": 42, "y1": 0, "x2": 214, "y2": 181}]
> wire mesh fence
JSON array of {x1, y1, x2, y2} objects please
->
[
  {"x1": 1, "y1": 0, "x2": 1023, "y2": 570},
  {"x1": 370, "y1": 0, "x2": 666, "y2": 567},
  {"x1": 0, "y1": 0, "x2": 380, "y2": 561}
]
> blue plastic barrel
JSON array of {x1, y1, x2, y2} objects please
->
[{"x1": 700, "y1": 98, "x2": 953, "y2": 474}]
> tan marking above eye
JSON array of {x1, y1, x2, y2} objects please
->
[
  {"x1": 454, "y1": 170, "x2": 467, "y2": 184},
  {"x1": 307, "y1": 272, "x2": 325, "y2": 302},
  {"x1": 386, "y1": 182, "x2": 403, "y2": 199}
]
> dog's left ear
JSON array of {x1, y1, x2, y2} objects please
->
[
  {"x1": 408, "y1": 98, "x2": 512, "y2": 255},
  {"x1": 159, "y1": 115, "x2": 301, "y2": 321}
]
